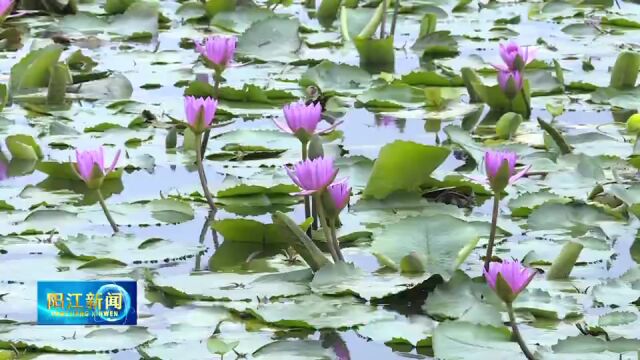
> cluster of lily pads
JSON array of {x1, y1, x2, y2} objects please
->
[{"x1": 3, "y1": 0, "x2": 640, "y2": 358}]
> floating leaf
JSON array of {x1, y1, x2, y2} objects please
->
[
  {"x1": 432, "y1": 322, "x2": 522, "y2": 359},
  {"x1": 300, "y1": 60, "x2": 371, "y2": 95},
  {"x1": 236, "y1": 17, "x2": 301, "y2": 62},
  {"x1": 371, "y1": 215, "x2": 479, "y2": 278},
  {"x1": 364, "y1": 140, "x2": 450, "y2": 199},
  {"x1": 149, "y1": 198, "x2": 194, "y2": 224}
]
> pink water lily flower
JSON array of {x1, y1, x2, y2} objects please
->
[
  {"x1": 484, "y1": 150, "x2": 530, "y2": 192},
  {"x1": 286, "y1": 156, "x2": 338, "y2": 195},
  {"x1": 327, "y1": 178, "x2": 351, "y2": 212},
  {"x1": 0, "y1": 0, "x2": 13, "y2": 18},
  {"x1": 184, "y1": 96, "x2": 218, "y2": 134},
  {"x1": 497, "y1": 70, "x2": 523, "y2": 99},
  {"x1": 75, "y1": 147, "x2": 121, "y2": 186},
  {"x1": 194, "y1": 35, "x2": 237, "y2": 72},
  {"x1": 494, "y1": 41, "x2": 537, "y2": 72},
  {"x1": 274, "y1": 102, "x2": 341, "y2": 142},
  {"x1": 484, "y1": 259, "x2": 536, "y2": 303}
]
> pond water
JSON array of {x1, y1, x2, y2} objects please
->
[{"x1": 2, "y1": 0, "x2": 640, "y2": 359}]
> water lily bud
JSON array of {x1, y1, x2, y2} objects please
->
[
  {"x1": 320, "y1": 179, "x2": 350, "y2": 220},
  {"x1": 484, "y1": 150, "x2": 529, "y2": 193},
  {"x1": 308, "y1": 134, "x2": 324, "y2": 160},
  {"x1": 166, "y1": 126, "x2": 177, "y2": 149},
  {"x1": 497, "y1": 70, "x2": 523, "y2": 100},
  {"x1": 627, "y1": 114, "x2": 640, "y2": 135},
  {"x1": 400, "y1": 251, "x2": 426, "y2": 274}
]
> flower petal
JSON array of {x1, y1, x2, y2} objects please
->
[
  {"x1": 508, "y1": 164, "x2": 531, "y2": 185},
  {"x1": 107, "y1": 149, "x2": 122, "y2": 174}
]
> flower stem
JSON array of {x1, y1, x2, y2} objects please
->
[
  {"x1": 301, "y1": 141, "x2": 313, "y2": 238},
  {"x1": 314, "y1": 194, "x2": 340, "y2": 263},
  {"x1": 195, "y1": 132, "x2": 217, "y2": 212},
  {"x1": 506, "y1": 302, "x2": 536, "y2": 360},
  {"x1": 200, "y1": 72, "x2": 222, "y2": 160},
  {"x1": 483, "y1": 193, "x2": 500, "y2": 271},
  {"x1": 311, "y1": 199, "x2": 319, "y2": 231},
  {"x1": 390, "y1": 0, "x2": 400, "y2": 36},
  {"x1": 520, "y1": 88, "x2": 530, "y2": 119},
  {"x1": 195, "y1": 210, "x2": 217, "y2": 271},
  {"x1": 96, "y1": 188, "x2": 118, "y2": 234},
  {"x1": 328, "y1": 218, "x2": 344, "y2": 262},
  {"x1": 379, "y1": 0, "x2": 388, "y2": 39}
]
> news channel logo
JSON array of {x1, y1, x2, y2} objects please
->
[{"x1": 37, "y1": 281, "x2": 137, "y2": 325}]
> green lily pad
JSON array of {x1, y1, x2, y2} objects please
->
[
  {"x1": 371, "y1": 214, "x2": 479, "y2": 278},
  {"x1": 432, "y1": 321, "x2": 523, "y2": 359},
  {"x1": 0, "y1": 325, "x2": 153, "y2": 353},
  {"x1": 55, "y1": 233, "x2": 204, "y2": 266},
  {"x1": 149, "y1": 269, "x2": 312, "y2": 301},
  {"x1": 356, "y1": 83, "x2": 425, "y2": 109},
  {"x1": 230, "y1": 294, "x2": 396, "y2": 329},
  {"x1": 357, "y1": 316, "x2": 436, "y2": 347},
  {"x1": 252, "y1": 340, "x2": 337, "y2": 359},
  {"x1": 363, "y1": 140, "x2": 450, "y2": 199},
  {"x1": 299, "y1": 60, "x2": 371, "y2": 95},
  {"x1": 527, "y1": 203, "x2": 621, "y2": 236},
  {"x1": 236, "y1": 17, "x2": 301, "y2": 62},
  {"x1": 309, "y1": 262, "x2": 431, "y2": 300}
]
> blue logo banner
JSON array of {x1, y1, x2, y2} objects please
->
[{"x1": 37, "y1": 280, "x2": 137, "y2": 325}]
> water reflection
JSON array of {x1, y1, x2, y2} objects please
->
[
  {"x1": 37, "y1": 176, "x2": 124, "y2": 205},
  {"x1": 321, "y1": 330, "x2": 351, "y2": 360},
  {"x1": 374, "y1": 114, "x2": 407, "y2": 132},
  {"x1": 194, "y1": 209, "x2": 219, "y2": 272},
  {"x1": 0, "y1": 149, "x2": 7, "y2": 180},
  {"x1": 0, "y1": 144, "x2": 38, "y2": 180}
]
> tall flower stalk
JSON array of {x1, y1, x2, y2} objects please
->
[
  {"x1": 275, "y1": 101, "x2": 342, "y2": 235},
  {"x1": 484, "y1": 260, "x2": 537, "y2": 360},
  {"x1": 184, "y1": 96, "x2": 219, "y2": 212},
  {"x1": 493, "y1": 41, "x2": 536, "y2": 118},
  {"x1": 72, "y1": 147, "x2": 121, "y2": 233},
  {"x1": 483, "y1": 150, "x2": 529, "y2": 270},
  {"x1": 286, "y1": 156, "x2": 349, "y2": 262},
  {"x1": 194, "y1": 35, "x2": 237, "y2": 160}
]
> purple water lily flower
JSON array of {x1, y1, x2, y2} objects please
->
[
  {"x1": 0, "y1": 0, "x2": 13, "y2": 18},
  {"x1": 194, "y1": 35, "x2": 237, "y2": 73},
  {"x1": 274, "y1": 102, "x2": 341, "y2": 142},
  {"x1": 74, "y1": 147, "x2": 121, "y2": 186},
  {"x1": 484, "y1": 150, "x2": 530, "y2": 192},
  {"x1": 286, "y1": 156, "x2": 338, "y2": 195},
  {"x1": 494, "y1": 41, "x2": 537, "y2": 72},
  {"x1": 184, "y1": 96, "x2": 218, "y2": 134},
  {"x1": 484, "y1": 259, "x2": 536, "y2": 303}
]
